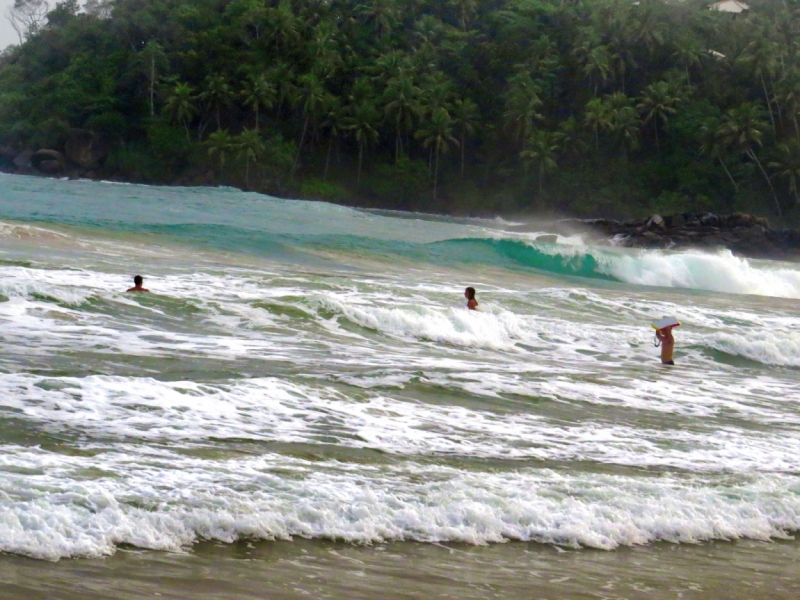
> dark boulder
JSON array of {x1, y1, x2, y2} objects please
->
[
  {"x1": 31, "y1": 149, "x2": 66, "y2": 174},
  {"x1": 13, "y1": 148, "x2": 34, "y2": 170},
  {"x1": 65, "y1": 129, "x2": 109, "y2": 168}
]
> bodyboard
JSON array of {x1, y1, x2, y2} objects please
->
[{"x1": 651, "y1": 316, "x2": 680, "y2": 331}]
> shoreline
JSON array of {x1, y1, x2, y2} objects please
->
[{"x1": 2, "y1": 537, "x2": 800, "y2": 600}]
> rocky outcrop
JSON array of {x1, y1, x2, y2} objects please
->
[
  {"x1": 549, "y1": 212, "x2": 800, "y2": 258},
  {"x1": 64, "y1": 128, "x2": 109, "y2": 168},
  {"x1": 30, "y1": 149, "x2": 66, "y2": 174},
  {"x1": 13, "y1": 148, "x2": 34, "y2": 170}
]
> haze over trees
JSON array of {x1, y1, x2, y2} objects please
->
[{"x1": 1, "y1": 0, "x2": 800, "y2": 222}]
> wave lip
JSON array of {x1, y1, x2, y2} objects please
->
[
  {"x1": 3, "y1": 448, "x2": 800, "y2": 560},
  {"x1": 444, "y1": 237, "x2": 800, "y2": 299}
]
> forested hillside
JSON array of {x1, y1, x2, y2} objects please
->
[{"x1": 1, "y1": 0, "x2": 800, "y2": 221}]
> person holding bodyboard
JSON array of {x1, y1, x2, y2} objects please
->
[{"x1": 652, "y1": 317, "x2": 680, "y2": 365}]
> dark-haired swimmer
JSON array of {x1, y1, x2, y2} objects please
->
[
  {"x1": 465, "y1": 286, "x2": 478, "y2": 310},
  {"x1": 126, "y1": 275, "x2": 150, "y2": 293}
]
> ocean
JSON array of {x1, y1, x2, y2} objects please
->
[{"x1": 1, "y1": 173, "x2": 800, "y2": 599}]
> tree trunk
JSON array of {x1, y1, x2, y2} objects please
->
[
  {"x1": 324, "y1": 135, "x2": 333, "y2": 182},
  {"x1": 460, "y1": 133, "x2": 466, "y2": 178},
  {"x1": 719, "y1": 157, "x2": 739, "y2": 192},
  {"x1": 149, "y1": 56, "x2": 155, "y2": 117},
  {"x1": 747, "y1": 149, "x2": 782, "y2": 217},
  {"x1": 654, "y1": 121, "x2": 659, "y2": 150},
  {"x1": 255, "y1": 105, "x2": 260, "y2": 132},
  {"x1": 357, "y1": 144, "x2": 363, "y2": 186},
  {"x1": 538, "y1": 161, "x2": 543, "y2": 199},
  {"x1": 294, "y1": 116, "x2": 309, "y2": 175},
  {"x1": 761, "y1": 74, "x2": 777, "y2": 133},
  {"x1": 433, "y1": 144, "x2": 439, "y2": 201}
]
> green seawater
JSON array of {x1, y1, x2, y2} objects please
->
[{"x1": 1, "y1": 173, "x2": 800, "y2": 598}]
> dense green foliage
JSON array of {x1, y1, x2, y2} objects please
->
[{"x1": 2, "y1": 0, "x2": 800, "y2": 221}]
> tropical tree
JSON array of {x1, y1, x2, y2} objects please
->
[
  {"x1": 357, "y1": 0, "x2": 401, "y2": 37},
  {"x1": 584, "y1": 97, "x2": 612, "y2": 151},
  {"x1": 240, "y1": 74, "x2": 276, "y2": 132},
  {"x1": 605, "y1": 92, "x2": 640, "y2": 155},
  {"x1": 637, "y1": 81, "x2": 681, "y2": 149},
  {"x1": 768, "y1": 139, "x2": 800, "y2": 205},
  {"x1": 135, "y1": 40, "x2": 168, "y2": 117},
  {"x1": 205, "y1": 129, "x2": 233, "y2": 179},
  {"x1": 672, "y1": 37, "x2": 703, "y2": 85},
  {"x1": 716, "y1": 102, "x2": 781, "y2": 215},
  {"x1": 582, "y1": 44, "x2": 613, "y2": 97},
  {"x1": 773, "y1": 70, "x2": 800, "y2": 136},
  {"x1": 291, "y1": 73, "x2": 328, "y2": 174},
  {"x1": 699, "y1": 121, "x2": 739, "y2": 193},
  {"x1": 235, "y1": 128, "x2": 265, "y2": 188},
  {"x1": 451, "y1": 97, "x2": 479, "y2": 178},
  {"x1": 415, "y1": 107, "x2": 458, "y2": 201},
  {"x1": 520, "y1": 130, "x2": 563, "y2": 199},
  {"x1": 448, "y1": 0, "x2": 477, "y2": 31},
  {"x1": 162, "y1": 82, "x2": 197, "y2": 142},
  {"x1": 343, "y1": 102, "x2": 381, "y2": 185},
  {"x1": 738, "y1": 36, "x2": 780, "y2": 132},
  {"x1": 266, "y1": 0, "x2": 300, "y2": 52},
  {"x1": 504, "y1": 71, "x2": 544, "y2": 151},
  {"x1": 382, "y1": 71, "x2": 421, "y2": 162},
  {"x1": 199, "y1": 75, "x2": 234, "y2": 131},
  {"x1": 320, "y1": 98, "x2": 344, "y2": 181}
]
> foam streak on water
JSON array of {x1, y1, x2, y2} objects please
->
[{"x1": 1, "y1": 174, "x2": 800, "y2": 561}]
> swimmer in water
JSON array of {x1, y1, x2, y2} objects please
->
[
  {"x1": 464, "y1": 286, "x2": 478, "y2": 310},
  {"x1": 126, "y1": 275, "x2": 150, "y2": 293},
  {"x1": 655, "y1": 326, "x2": 675, "y2": 365}
]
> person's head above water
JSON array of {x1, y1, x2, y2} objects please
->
[
  {"x1": 464, "y1": 286, "x2": 478, "y2": 310},
  {"x1": 127, "y1": 275, "x2": 150, "y2": 292}
]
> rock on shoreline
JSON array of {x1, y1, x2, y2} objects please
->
[{"x1": 546, "y1": 213, "x2": 800, "y2": 259}]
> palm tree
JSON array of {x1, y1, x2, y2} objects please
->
[
  {"x1": 773, "y1": 69, "x2": 800, "y2": 136},
  {"x1": 162, "y1": 82, "x2": 197, "y2": 142},
  {"x1": 716, "y1": 102, "x2": 781, "y2": 216},
  {"x1": 199, "y1": 75, "x2": 234, "y2": 131},
  {"x1": 414, "y1": 107, "x2": 458, "y2": 201},
  {"x1": 267, "y1": 0, "x2": 299, "y2": 53},
  {"x1": 699, "y1": 122, "x2": 739, "y2": 193},
  {"x1": 343, "y1": 102, "x2": 380, "y2": 185},
  {"x1": 138, "y1": 40, "x2": 167, "y2": 117},
  {"x1": 503, "y1": 71, "x2": 544, "y2": 151},
  {"x1": 357, "y1": 0, "x2": 400, "y2": 37},
  {"x1": 240, "y1": 74, "x2": 276, "y2": 132},
  {"x1": 320, "y1": 98, "x2": 344, "y2": 182},
  {"x1": 584, "y1": 97, "x2": 611, "y2": 151},
  {"x1": 637, "y1": 81, "x2": 681, "y2": 149},
  {"x1": 205, "y1": 129, "x2": 233, "y2": 179},
  {"x1": 582, "y1": 44, "x2": 613, "y2": 97},
  {"x1": 451, "y1": 98, "x2": 479, "y2": 178},
  {"x1": 419, "y1": 71, "x2": 455, "y2": 118},
  {"x1": 235, "y1": 128, "x2": 265, "y2": 188},
  {"x1": 520, "y1": 130, "x2": 563, "y2": 200},
  {"x1": 291, "y1": 73, "x2": 328, "y2": 174},
  {"x1": 606, "y1": 92, "x2": 640, "y2": 156},
  {"x1": 672, "y1": 37, "x2": 703, "y2": 85},
  {"x1": 768, "y1": 139, "x2": 800, "y2": 206},
  {"x1": 382, "y1": 71, "x2": 421, "y2": 162},
  {"x1": 738, "y1": 37, "x2": 780, "y2": 132},
  {"x1": 447, "y1": 0, "x2": 477, "y2": 31}
]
